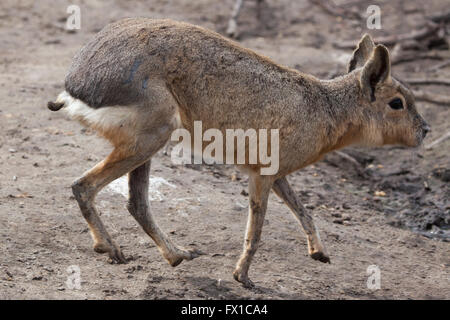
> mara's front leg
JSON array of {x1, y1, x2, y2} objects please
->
[
  {"x1": 272, "y1": 177, "x2": 330, "y2": 263},
  {"x1": 233, "y1": 174, "x2": 273, "y2": 288}
]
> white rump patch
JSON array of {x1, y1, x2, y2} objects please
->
[{"x1": 56, "y1": 90, "x2": 137, "y2": 130}]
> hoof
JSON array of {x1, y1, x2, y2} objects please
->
[
  {"x1": 310, "y1": 251, "x2": 331, "y2": 264},
  {"x1": 168, "y1": 248, "x2": 205, "y2": 267},
  {"x1": 94, "y1": 242, "x2": 127, "y2": 264},
  {"x1": 170, "y1": 257, "x2": 183, "y2": 267},
  {"x1": 107, "y1": 249, "x2": 128, "y2": 264},
  {"x1": 233, "y1": 270, "x2": 255, "y2": 289}
]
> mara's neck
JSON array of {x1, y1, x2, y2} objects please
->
[{"x1": 315, "y1": 72, "x2": 365, "y2": 152}]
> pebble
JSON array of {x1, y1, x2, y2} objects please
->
[
  {"x1": 342, "y1": 214, "x2": 352, "y2": 221},
  {"x1": 342, "y1": 203, "x2": 351, "y2": 210},
  {"x1": 331, "y1": 213, "x2": 342, "y2": 218},
  {"x1": 374, "y1": 190, "x2": 386, "y2": 197}
]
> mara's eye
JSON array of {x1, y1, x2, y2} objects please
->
[{"x1": 388, "y1": 98, "x2": 403, "y2": 110}]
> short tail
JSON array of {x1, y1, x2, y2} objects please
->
[
  {"x1": 47, "y1": 101, "x2": 65, "y2": 111},
  {"x1": 47, "y1": 91, "x2": 70, "y2": 111}
]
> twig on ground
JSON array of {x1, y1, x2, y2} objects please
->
[
  {"x1": 272, "y1": 273, "x2": 308, "y2": 282},
  {"x1": 407, "y1": 79, "x2": 450, "y2": 86},
  {"x1": 226, "y1": 0, "x2": 244, "y2": 37},
  {"x1": 391, "y1": 52, "x2": 444, "y2": 65},
  {"x1": 333, "y1": 22, "x2": 440, "y2": 49},
  {"x1": 328, "y1": 151, "x2": 367, "y2": 177},
  {"x1": 413, "y1": 90, "x2": 450, "y2": 106},
  {"x1": 427, "y1": 9, "x2": 450, "y2": 24},
  {"x1": 334, "y1": 151, "x2": 361, "y2": 168},
  {"x1": 310, "y1": 0, "x2": 361, "y2": 20},
  {"x1": 425, "y1": 131, "x2": 450, "y2": 150},
  {"x1": 428, "y1": 60, "x2": 450, "y2": 71}
]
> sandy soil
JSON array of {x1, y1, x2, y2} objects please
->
[{"x1": 0, "y1": 0, "x2": 449, "y2": 299}]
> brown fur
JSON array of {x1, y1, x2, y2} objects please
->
[{"x1": 49, "y1": 19, "x2": 429, "y2": 287}]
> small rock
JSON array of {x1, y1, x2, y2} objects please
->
[
  {"x1": 212, "y1": 253, "x2": 225, "y2": 257},
  {"x1": 43, "y1": 267, "x2": 54, "y2": 273},
  {"x1": 44, "y1": 39, "x2": 61, "y2": 45},
  {"x1": 342, "y1": 214, "x2": 352, "y2": 221},
  {"x1": 432, "y1": 168, "x2": 450, "y2": 182},
  {"x1": 4, "y1": 270, "x2": 13, "y2": 279},
  {"x1": 374, "y1": 190, "x2": 386, "y2": 197},
  {"x1": 331, "y1": 213, "x2": 342, "y2": 218}
]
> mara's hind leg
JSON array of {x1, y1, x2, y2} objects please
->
[
  {"x1": 72, "y1": 126, "x2": 172, "y2": 263},
  {"x1": 127, "y1": 160, "x2": 203, "y2": 267}
]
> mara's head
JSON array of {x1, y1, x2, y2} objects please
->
[{"x1": 347, "y1": 34, "x2": 430, "y2": 147}]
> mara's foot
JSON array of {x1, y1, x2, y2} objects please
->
[
  {"x1": 166, "y1": 247, "x2": 205, "y2": 267},
  {"x1": 310, "y1": 251, "x2": 331, "y2": 264},
  {"x1": 94, "y1": 240, "x2": 127, "y2": 264},
  {"x1": 232, "y1": 270, "x2": 255, "y2": 288}
]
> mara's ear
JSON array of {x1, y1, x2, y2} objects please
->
[
  {"x1": 360, "y1": 44, "x2": 391, "y2": 102},
  {"x1": 347, "y1": 34, "x2": 375, "y2": 73}
]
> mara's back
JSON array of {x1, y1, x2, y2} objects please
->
[{"x1": 64, "y1": 18, "x2": 310, "y2": 125}]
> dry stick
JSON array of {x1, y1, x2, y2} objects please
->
[
  {"x1": 427, "y1": 9, "x2": 450, "y2": 23},
  {"x1": 334, "y1": 151, "x2": 361, "y2": 167},
  {"x1": 391, "y1": 52, "x2": 444, "y2": 65},
  {"x1": 338, "y1": 0, "x2": 365, "y2": 8},
  {"x1": 428, "y1": 60, "x2": 450, "y2": 71},
  {"x1": 425, "y1": 131, "x2": 450, "y2": 150},
  {"x1": 407, "y1": 79, "x2": 450, "y2": 86},
  {"x1": 272, "y1": 273, "x2": 308, "y2": 282},
  {"x1": 333, "y1": 22, "x2": 440, "y2": 49},
  {"x1": 310, "y1": 0, "x2": 361, "y2": 20},
  {"x1": 226, "y1": 0, "x2": 244, "y2": 37},
  {"x1": 413, "y1": 90, "x2": 450, "y2": 106},
  {"x1": 332, "y1": 151, "x2": 366, "y2": 176}
]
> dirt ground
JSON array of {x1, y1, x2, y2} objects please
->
[{"x1": 0, "y1": 0, "x2": 449, "y2": 299}]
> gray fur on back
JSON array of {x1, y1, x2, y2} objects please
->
[
  {"x1": 64, "y1": 18, "x2": 289, "y2": 109},
  {"x1": 65, "y1": 18, "x2": 168, "y2": 108}
]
